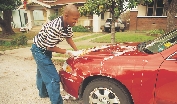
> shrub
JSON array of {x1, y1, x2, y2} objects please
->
[
  {"x1": 147, "y1": 29, "x2": 165, "y2": 37},
  {"x1": 10, "y1": 35, "x2": 28, "y2": 46},
  {"x1": 72, "y1": 25, "x2": 90, "y2": 32},
  {"x1": 48, "y1": 13, "x2": 58, "y2": 21},
  {"x1": 0, "y1": 40, "x2": 11, "y2": 46},
  {"x1": 0, "y1": 40, "x2": 6, "y2": 45}
]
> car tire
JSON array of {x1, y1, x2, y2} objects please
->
[
  {"x1": 104, "y1": 28, "x2": 110, "y2": 33},
  {"x1": 83, "y1": 78, "x2": 133, "y2": 104},
  {"x1": 121, "y1": 29, "x2": 125, "y2": 32},
  {"x1": 115, "y1": 27, "x2": 120, "y2": 32}
]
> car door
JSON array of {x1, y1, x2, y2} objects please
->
[{"x1": 154, "y1": 52, "x2": 177, "y2": 104}]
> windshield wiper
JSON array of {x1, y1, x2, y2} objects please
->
[{"x1": 137, "y1": 40, "x2": 152, "y2": 52}]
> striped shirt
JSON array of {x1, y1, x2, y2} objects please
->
[{"x1": 33, "y1": 16, "x2": 73, "y2": 49}]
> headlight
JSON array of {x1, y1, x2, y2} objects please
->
[{"x1": 62, "y1": 61, "x2": 73, "y2": 73}]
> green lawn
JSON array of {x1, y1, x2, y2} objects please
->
[
  {"x1": 73, "y1": 33, "x2": 102, "y2": 42},
  {"x1": 92, "y1": 32, "x2": 155, "y2": 43},
  {"x1": 0, "y1": 30, "x2": 158, "y2": 65},
  {"x1": 0, "y1": 31, "x2": 157, "y2": 51},
  {"x1": 0, "y1": 31, "x2": 92, "y2": 51},
  {"x1": 5, "y1": 31, "x2": 91, "y2": 40}
]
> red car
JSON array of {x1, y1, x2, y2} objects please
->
[{"x1": 59, "y1": 30, "x2": 177, "y2": 104}]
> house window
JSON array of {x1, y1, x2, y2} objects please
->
[
  {"x1": 156, "y1": 8, "x2": 163, "y2": 16},
  {"x1": 24, "y1": 13, "x2": 28, "y2": 24},
  {"x1": 147, "y1": 8, "x2": 153, "y2": 16},
  {"x1": 156, "y1": 0, "x2": 164, "y2": 16},
  {"x1": 147, "y1": 0, "x2": 164, "y2": 16},
  {"x1": 147, "y1": 1, "x2": 154, "y2": 16}
]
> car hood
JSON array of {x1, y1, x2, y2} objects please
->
[
  {"x1": 80, "y1": 43, "x2": 147, "y2": 58},
  {"x1": 67, "y1": 43, "x2": 147, "y2": 64},
  {"x1": 65, "y1": 43, "x2": 149, "y2": 76}
]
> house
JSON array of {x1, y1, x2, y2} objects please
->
[
  {"x1": 0, "y1": 9, "x2": 27, "y2": 29},
  {"x1": 129, "y1": 0, "x2": 177, "y2": 31},
  {"x1": 17, "y1": 0, "x2": 112, "y2": 32},
  {"x1": 0, "y1": 0, "x2": 115, "y2": 32}
]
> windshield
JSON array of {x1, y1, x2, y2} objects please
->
[
  {"x1": 106, "y1": 19, "x2": 112, "y2": 22},
  {"x1": 138, "y1": 29, "x2": 177, "y2": 54}
]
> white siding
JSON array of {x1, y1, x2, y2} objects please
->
[
  {"x1": 93, "y1": 14, "x2": 101, "y2": 32},
  {"x1": 33, "y1": 10, "x2": 44, "y2": 20},
  {"x1": 137, "y1": 5, "x2": 146, "y2": 16},
  {"x1": 12, "y1": 10, "x2": 26, "y2": 28}
]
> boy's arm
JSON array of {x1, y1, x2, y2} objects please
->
[{"x1": 66, "y1": 37, "x2": 78, "y2": 51}]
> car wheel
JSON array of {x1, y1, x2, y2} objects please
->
[
  {"x1": 121, "y1": 29, "x2": 125, "y2": 32},
  {"x1": 104, "y1": 28, "x2": 110, "y2": 33},
  {"x1": 83, "y1": 78, "x2": 133, "y2": 104},
  {"x1": 108, "y1": 29, "x2": 111, "y2": 33},
  {"x1": 115, "y1": 27, "x2": 120, "y2": 32}
]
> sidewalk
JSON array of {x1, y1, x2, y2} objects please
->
[{"x1": 0, "y1": 33, "x2": 110, "y2": 104}]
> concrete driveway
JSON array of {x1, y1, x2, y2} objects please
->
[{"x1": 0, "y1": 33, "x2": 109, "y2": 104}]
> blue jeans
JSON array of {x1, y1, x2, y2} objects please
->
[{"x1": 30, "y1": 44, "x2": 63, "y2": 104}]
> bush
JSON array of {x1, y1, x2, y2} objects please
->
[
  {"x1": 48, "y1": 13, "x2": 58, "y2": 21},
  {"x1": 0, "y1": 40, "x2": 6, "y2": 45},
  {"x1": 0, "y1": 40, "x2": 11, "y2": 46},
  {"x1": 10, "y1": 35, "x2": 28, "y2": 46},
  {"x1": 72, "y1": 25, "x2": 90, "y2": 32},
  {"x1": 147, "y1": 29, "x2": 165, "y2": 37}
]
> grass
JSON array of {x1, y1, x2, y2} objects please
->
[
  {"x1": 53, "y1": 32, "x2": 157, "y2": 58},
  {"x1": 92, "y1": 32, "x2": 155, "y2": 43},
  {"x1": 52, "y1": 59, "x2": 66, "y2": 66},
  {"x1": 0, "y1": 29, "x2": 91, "y2": 40},
  {"x1": 0, "y1": 45, "x2": 30, "y2": 51},
  {"x1": 0, "y1": 29, "x2": 157, "y2": 51},
  {"x1": 23, "y1": 31, "x2": 91, "y2": 40},
  {"x1": 0, "y1": 30, "x2": 157, "y2": 64},
  {"x1": 0, "y1": 29, "x2": 92, "y2": 51},
  {"x1": 72, "y1": 32, "x2": 92, "y2": 38},
  {"x1": 73, "y1": 33, "x2": 103, "y2": 42}
]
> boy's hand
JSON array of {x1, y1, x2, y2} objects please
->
[{"x1": 66, "y1": 50, "x2": 83, "y2": 57}]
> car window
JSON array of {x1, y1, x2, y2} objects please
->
[
  {"x1": 106, "y1": 18, "x2": 122, "y2": 23},
  {"x1": 144, "y1": 30, "x2": 177, "y2": 54},
  {"x1": 106, "y1": 19, "x2": 112, "y2": 22}
]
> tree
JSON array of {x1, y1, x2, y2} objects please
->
[
  {"x1": 79, "y1": 0, "x2": 153, "y2": 43},
  {"x1": 163, "y1": 0, "x2": 177, "y2": 32},
  {"x1": 0, "y1": 0, "x2": 22, "y2": 36},
  {"x1": 120, "y1": 10, "x2": 130, "y2": 29}
]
